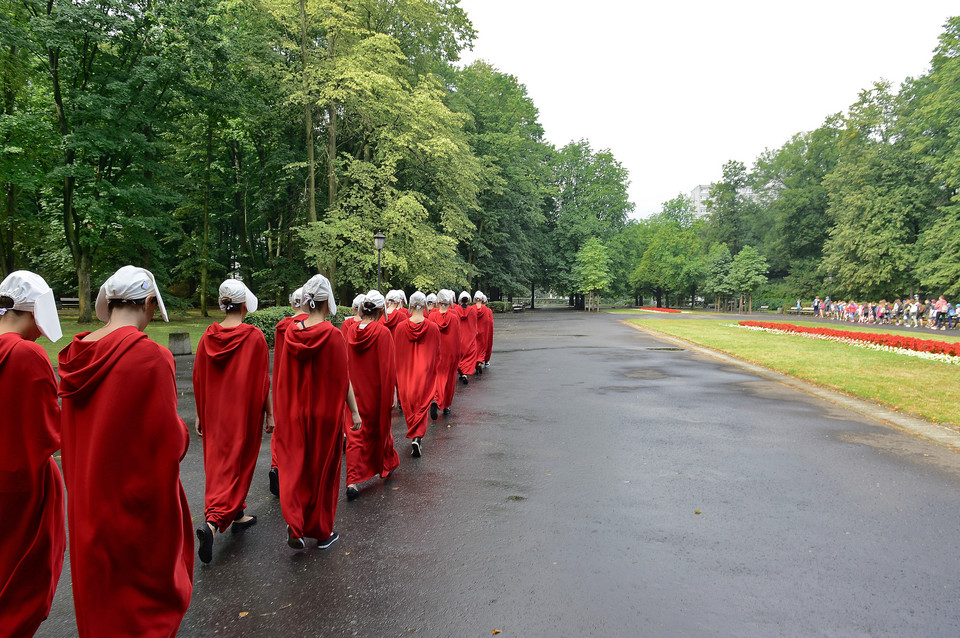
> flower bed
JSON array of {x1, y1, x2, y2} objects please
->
[
  {"x1": 736, "y1": 321, "x2": 960, "y2": 364},
  {"x1": 638, "y1": 307, "x2": 681, "y2": 313}
]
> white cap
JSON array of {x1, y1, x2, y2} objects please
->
[
  {"x1": 290, "y1": 287, "x2": 304, "y2": 308},
  {"x1": 303, "y1": 274, "x2": 337, "y2": 315},
  {"x1": 219, "y1": 279, "x2": 258, "y2": 312},
  {"x1": 0, "y1": 270, "x2": 63, "y2": 342},
  {"x1": 409, "y1": 291, "x2": 427, "y2": 309},
  {"x1": 474, "y1": 290, "x2": 486, "y2": 302},
  {"x1": 351, "y1": 294, "x2": 366, "y2": 311},
  {"x1": 385, "y1": 289, "x2": 405, "y2": 305},
  {"x1": 459, "y1": 290, "x2": 471, "y2": 303},
  {"x1": 426, "y1": 293, "x2": 438, "y2": 304},
  {"x1": 95, "y1": 265, "x2": 168, "y2": 322},
  {"x1": 364, "y1": 290, "x2": 385, "y2": 309},
  {"x1": 437, "y1": 289, "x2": 455, "y2": 305}
]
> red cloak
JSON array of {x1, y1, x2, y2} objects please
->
[
  {"x1": 273, "y1": 320, "x2": 349, "y2": 540},
  {"x1": 271, "y1": 314, "x2": 306, "y2": 471},
  {"x1": 381, "y1": 306, "x2": 409, "y2": 334},
  {"x1": 0, "y1": 333, "x2": 66, "y2": 637},
  {"x1": 58, "y1": 326, "x2": 193, "y2": 638},
  {"x1": 427, "y1": 308, "x2": 460, "y2": 410},
  {"x1": 476, "y1": 304, "x2": 494, "y2": 363},
  {"x1": 394, "y1": 318, "x2": 440, "y2": 439},
  {"x1": 457, "y1": 304, "x2": 479, "y2": 375},
  {"x1": 344, "y1": 320, "x2": 400, "y2": 484},
  {"x1": 193, "y1": 323, "x2": 270, "y2": 531}
]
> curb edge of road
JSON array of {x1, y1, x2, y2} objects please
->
[{"x1": 623, "y1": 320, "x2": 960, "y2": 452}]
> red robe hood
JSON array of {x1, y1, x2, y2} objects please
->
[
  {"x1": 58, "y1": 326, "x2": 149, "y2": 401},
  {"x1": 397, "y1": 318, "x2": 433, "y2": 342},
  {"x1": 283, "y1": 320, "x2": 340, "y2": 361},
  {"x1": 201, "y1": 322, "x2": 260, "y2": 362},
  {"x1": 0, "y1": 332, "x2": 21, "y2": 369},
  {"x1": 347, "y1": 320, "x2": 387, "y2": 353}
]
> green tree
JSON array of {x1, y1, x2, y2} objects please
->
[
  {"x1": 702, "y1": 243, "x2": 734, "y2": 311},
  {"x1": 572, "y1": 237, "x2": 611, "y2": 312},
  {"x1": 705, "y1": 159, "x2": 758, "y2": 255},
  {"x1": 726, "y1": 245, "x2": 769, "y2": 312}
]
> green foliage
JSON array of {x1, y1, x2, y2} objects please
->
[
  {"x1": 244, "y1": 306, "x2": 295, "y2": 347},
  {"x1": 487, "y1": 301, "x2": 511, "y2": 313},
  {"x1": 572, "y1": 237, "x2": 612, "y2": 295},
  {"x1": 727, "y1": 246, "x2": 769, "y2": 297}
]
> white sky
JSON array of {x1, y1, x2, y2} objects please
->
[{"x1": 456, "y1": 1, "x2": 958, "y2": 218}]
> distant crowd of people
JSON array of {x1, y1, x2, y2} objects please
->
[
  {"x1": 0, "y1": 266, "x2": 495, "y2": 637},
  {"x1": 796, "y1": 295, "x2": 957, "y2": 330}
]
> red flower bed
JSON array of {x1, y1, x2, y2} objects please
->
[
  {"x1": 738, "y1": 321, "x2": 960, "y2": 357},
  {"x1": 638, "y1": 307, "x2": 681, "y2": 313}
]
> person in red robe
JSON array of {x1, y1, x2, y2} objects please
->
[
  {"x1": 474, "y1": 291, "x2": 494, "y2": 368},
  {"x1": 269, "y1": 287, "x2": 307, "y2": 497},
  {"x1": 193, "y1": 280, "x2": 272, "y2": 564},
  {"x1": 341, "y1": 293, "x2": 364, "y2": 336},
  {"x1": 427, "y1": 289, "x2": 460, "y2": 417},
  {"x1": 343, "y1": 290, "x2": 400, "y2": 500},
  {"x1": 274, "y1": 274, "x2": 361, "y2": 550},
  {"x1": 425, "y1": 292, "x2": 437, "y2": 318},
  {"x1": 58, "y1": 266, "x2": 193, "y2": 638},
  {"x1": 394, "y1": 291, "x2": 440, "y2": 457},
  {"x1": 381, "y1": 289, "x2": 409, "y2": 334},
  {"x1": 0, "y1": 271, "x2": 66, "y2": 637},
  {"x1": 456, "y1": 290, "x2": 479, "y2": 385}
]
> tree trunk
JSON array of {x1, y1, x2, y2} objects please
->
[
  {"x1": 300, "y1": 0, "x2": 316, "y2": 227},
  {"x1": 200, "y1": 118, "x2": 213, "y2": 317},
  {"x1": 0, "y1": 185, "x2": 14, "y2": 278},
  {"x1": 77, "y1": 249, "x2": 92, "y2": 323},
  {"x1": 530, "y1": 282, "x2": 535, "y2": 309}
]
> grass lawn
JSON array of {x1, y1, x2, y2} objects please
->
[
  {"x1": 37, "y1": 310, "x2": 219, "y2": 366},
  {"x1": 629, "y1": 318, "x2": 960, "y2": 428}
]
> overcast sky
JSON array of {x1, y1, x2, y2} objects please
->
[{"x1": 456, "y1": 1, "x2": 958, "y2": 218}]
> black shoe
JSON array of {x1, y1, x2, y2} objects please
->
[
  {"x1": 459, "y1": 374, "x2": 468, "y2": 386},
  {"x1": 268, "y1": 467, "x2": 279, "y2": 497},
  {"x1": 442, "y1": 407, "x2": 451, "y2": 416},
  {"x1": 430, "y1": 402, "x2": 438, "y2": 421},
  {"x1": 476, "y1": 363, "x2": 483, "y2": 376},
  {"x1": 317, "y1": 531, "x2": 340, "y2": 550},
  {"x1": 286, "y1": 526, "x2": 305, "y2": 550},
  {"x1": 411, "y1": 437, "x2": 422, "y2": 458},
  {"x1": 196, "y1": 522, "x2": 215, "y2": 564},
  {"x1": 231, "y1": 515, "x2": 257, "y2": 533},
  {"x1": 346, "y1": 485, "x2": 359, "y2": 501}
]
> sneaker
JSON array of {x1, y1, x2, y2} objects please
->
[
  {"x1": 268, "y1": 467, "x2": 279, "y2": 497},
  {"x1": 411, "y1": 438, "x2": 422, "y2": 458},
  {"x1": 346, "y1": 485, "x2": 359, "y2": 501},
  {"x1": 430, "y1": 402, "x2": 438, "y2": 421},
  {"x1": 286, "y1": 526, "x2": 305, "y2": 550},
  {"x1": 317, "y1": 531, "x2": 339, "y2": 550}
]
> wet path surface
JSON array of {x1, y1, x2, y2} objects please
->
[{"x1": 37, "y1": 310, "x2": 960, "y2": 637}]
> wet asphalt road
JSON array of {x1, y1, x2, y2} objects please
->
[{"x1": 36, "y1": 309, "x2": 960, "y2": 637}]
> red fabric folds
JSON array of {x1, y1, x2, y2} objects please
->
[
  {"x1": 344, "y1": 320, "x2": 400, "y2": 484},
  {"x1": 0, "y1": 334, "x2": 66, "y2": 637},
  {"x1": 271, "y1": 314, "x2": 305, "y2": 470},
  {"x1": 193, "y1": 323, "x2": 270, "y2": 531},
  {"x1": 273, "y1": 320, "x2": 349, "y2": 540},
  {"x1": 457, "y1": 304, "x2": 479, "y2": 375},
  {"x1": 381, "y1": 307, "x2": 409, "y2": 334},
  {"x1": 427, "y1": 308, "x2": 460, "y2": 410},
  {"x1": 476, "y1": 304, "x2": 494, "y2": 364},
  {"x1": 58, "y1": 326, "x2": 193, "y2": 638},
  {"x1": 394, "y1": 318, "x2": 440, "y2": 439}
]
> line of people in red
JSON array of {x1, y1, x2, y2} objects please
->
[{"x1": 0, "y1": 266, "x2": 494, "y2": 637}]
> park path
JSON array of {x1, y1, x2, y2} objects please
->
[{"x1": 37, "y1": 309, "x2": 960, "y2": 637}]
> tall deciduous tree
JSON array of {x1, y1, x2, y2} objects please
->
[
  {"x1": 726, "y1": 245, "x2": 768, "y2": 312},
  {"x1": 572, "y1": 237, "x2": 611, "y2": 312}
]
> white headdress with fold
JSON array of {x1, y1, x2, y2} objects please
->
[
  {"x1": 95, "y1": 265, "x2": 168, "y2": 322},
  {"x1": 302, "y1": 274, "x2": 337, "y2": 315},
  {"x1": 219, "y1": 279, "x2": 258, "y2": 312},
  {"x1": 0, "y1": 270, "x2": 63, "y2": 342}
]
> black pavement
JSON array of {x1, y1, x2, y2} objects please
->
[{"x1": 37, "y1": 309, "x2": 960, "y2": 636}]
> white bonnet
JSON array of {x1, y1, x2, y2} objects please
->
[
  {"x1": 219, "y1": 279, "x2": 258, "y2": 312},
  {"x1": 95, "y1": 265, "x2": 168, "y2": 323},
  {"x1": 0, "y1": 270, "x2": 62, "y2": 342},
  {"x1": 302, "y1": 274, "x2": 337, "y2": 316}
]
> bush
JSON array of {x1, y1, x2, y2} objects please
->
[
  {"x1": 244, "y1": 307, "x2": 294, "y2": 347},
  {"x1": 488, "y1": 301, "x2": 512, "y2": 313}
]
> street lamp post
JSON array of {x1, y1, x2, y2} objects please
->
[{"x1": 374, "y1": 231, "x2": 386, "y2": 292}]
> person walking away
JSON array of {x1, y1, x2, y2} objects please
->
[
  {"x1": 474, "y1": 291, "x2": 494, "y2": 369},
  {"x1": 0, "y1": 271, "x2": 66, "y2": 637},
  {"x1": 428, "y1": 289, "x2": 461, "y2": 417},
  {"x1": 268, "y1": 287, "x2": 307, "y2": 497},
  {"x1": 343, "y1": 291, "x2": 400, "y2": 500},
  {"x1": 58, "y1": 266, "x2": 193, "y2": 637},
  {"x1": 456, "y1": 291, "x2": 479, "y2": 385},
  {"x1": 273, "y1": 275, "x2": 361, "y2": 550},
  {"x1": 394, "y1": 291, "x2": 440, "y2": 458},
  {"x1": 193, "y1": 280, "x2": 272, "y2": 564}
]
